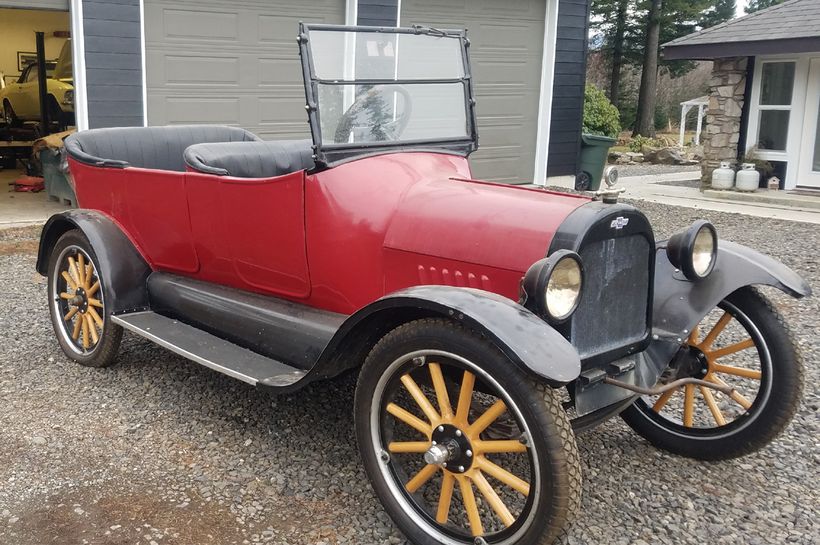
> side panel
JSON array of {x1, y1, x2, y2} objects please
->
[
  {"x1": 69, "y1": 158, "x2": 199, "y2": 273},
  {"x1": 37, "y1": 210, "x2": 152, "y2": 314}
]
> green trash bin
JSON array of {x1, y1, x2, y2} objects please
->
[{"x1": 576, "y1": 133, "x2": 616, "y2": 191}]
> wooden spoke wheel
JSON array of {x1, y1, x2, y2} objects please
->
[
  {"x1": 621, "y1": 287, "x2": 803, "y2": 460},
  {"x1": 355, "y1": 319, "x2": 581, "y2": 545},
  {"x1": 47, "y1": 230, "x2": 122, "y2": 367}
]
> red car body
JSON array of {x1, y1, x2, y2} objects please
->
[{"x1": 69, "y1": 152, "x2": 590, "y2": 315}]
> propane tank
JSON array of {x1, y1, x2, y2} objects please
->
[
  {"x1": 735, "y1": 163, "x2": 760, "y2": 192},
  {"x1": 711, "y1": 161, "x2": 735, "y2": 190}
]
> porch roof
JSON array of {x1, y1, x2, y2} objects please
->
[{"x1": 663, "y1": 0, "x2": 820, "y2": 60}]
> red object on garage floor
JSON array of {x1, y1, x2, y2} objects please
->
[{"x1": 10, "y1": 176, "x2": 45, "y2": 193}]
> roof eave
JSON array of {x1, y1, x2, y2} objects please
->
[{"x1": 663, "y1": 36, "x2": 820, "y2": 61}]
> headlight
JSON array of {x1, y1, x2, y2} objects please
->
[
  {"x1": 522, "y1": 250, "x2": 584, "y2": 323},
  {"x1": 666, "y1": 220, "x2": 718, "y2": 281},
  {"x1": 62, "y1": 90, "x2": 74, "y2": 106}
]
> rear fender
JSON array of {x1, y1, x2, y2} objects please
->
[
  {"x1": 315, "y1": 286, "x2": 581, "y2": 386},
  {"x1": 37, "y1": 210, "x2": 152, "y2": 314}
]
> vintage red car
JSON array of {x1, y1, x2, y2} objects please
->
[{"x1": 37, "y1": 24, "x2": 809, "y2": 545}]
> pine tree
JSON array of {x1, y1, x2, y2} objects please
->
[
  {"x1": 700, "y1": 0, "x2": 736, "y2": 28},
  {"x1": 745, "y1": 0, "x2": 785, "y2": 14}
]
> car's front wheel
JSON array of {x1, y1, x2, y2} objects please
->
[
  {"x1": 355, "y1": 318, "x2": 581, "y2": 545},
  {"x1": 2, "y1": 100, "x2": 20, "y2": 127},
  {"x1": 621, "y1": 287, "x2": 803, "y2": 460}
]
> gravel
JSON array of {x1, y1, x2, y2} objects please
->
[
  {"x1": 617, "y1": 164, "x2": 700, "y2": 178},
  {"x1": 0, "y1": 202, "x2": 818, "y2": 545}
]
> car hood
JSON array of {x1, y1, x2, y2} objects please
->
[{"x1": 384, "y1": 178, "x2": 590, "y2": 273}]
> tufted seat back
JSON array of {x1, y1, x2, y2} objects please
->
[
  {"x1": 184, "y1": 139, "x2": 314, "y2": 178},
  {"x1": 64, "y1": 125, "x2": 261, "y2": 171}
]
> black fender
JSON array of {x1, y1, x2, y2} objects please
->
[
  {"x1": 653, "y1": 239, "x2": 811, "y2": 341},
  {"x1": 311, "y1": 285, "x2": 581, "y2": 386},
  {"x1": 36, "y1": 210, "x2": 152, "y2": 314}
]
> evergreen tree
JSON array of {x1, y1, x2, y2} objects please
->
[
  {"x1": 700, "y1": 0, "x2": 736, "y2": 28},
  {"x1": 745, "y1": 0, "x2": 785, "y2": 14}
]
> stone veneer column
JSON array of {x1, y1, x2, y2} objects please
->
[{"x1": 701, "y1": 57, "x2": 748, "y2": 187}]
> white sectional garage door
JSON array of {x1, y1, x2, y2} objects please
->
[
  {"x1": 144, "y1": 0, "x2": 344, "y2": 140},
  {"x1": 401, "y1": 0, "x2": 545, "y2": 183}
]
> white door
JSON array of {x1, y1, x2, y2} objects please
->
[{"x1": 797, "y1": 58, "x2": 820, "y2": 189}]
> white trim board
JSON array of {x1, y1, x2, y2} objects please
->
[
  {"x1": 533, "y1": 0, "x2": 560, "y2": 185},
  {"x1": 68, "y1": 0, "x2": 88, "y2": 131}
]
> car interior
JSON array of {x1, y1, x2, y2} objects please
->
[{"x1": 64, "y1": 125, "x2": 315, "y2": 178}]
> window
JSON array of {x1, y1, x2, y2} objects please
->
[{"x1": 756, "y1": 61, "x2": 796, "y2": 152}]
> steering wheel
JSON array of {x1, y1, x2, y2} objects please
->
[{"x1": 333, "y1": 85, "x2": 413, "y2": 144}]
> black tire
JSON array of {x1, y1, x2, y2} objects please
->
[
  {"x1": 621, "y1": 287, "x2": 803, "y2": 460},
  {"x1": 354, "y1": 318, "x2": 581, "y2": 545},
  {"x1": 47, "y1": 95, "x2": 66, "y2": 131},
  {"x1": 3, "y1": 100, "x2": 20, "y2": 127},
  {"x1": 47, "y1": 230, "x2": 123, "y2": 367}
]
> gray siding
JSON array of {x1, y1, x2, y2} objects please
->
[
  {"x1": 0, "y1": 0, "x2": 67, "y2": 9},
  {"x1": 82, "y1": 0, "x2": 143, "y2": 129},
  {"x1": 547, "y1": 0, "x2": 588, "y2": 177},
  {"x1": 358, "y1": 0, "x2": 398, "y2": 27}
]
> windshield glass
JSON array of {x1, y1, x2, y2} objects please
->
[{"x1": 302, "y1": 26, "x2": 475, "y2": 159}]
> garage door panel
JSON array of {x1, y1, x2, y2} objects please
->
[
  {"x1": 402, "y1": 0, "x2": 545, "y2": 183},
  {"x1": 146, "y1": 0, "x2": 344, "y2": 139}
]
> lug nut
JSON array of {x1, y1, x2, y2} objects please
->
[
  {"x1": 437, "y1": 425, "x2": 444, "y2": 432},
  {"x1": 458, "y1": 465, "x2": 465, "y2": 472},
  {"x1": 466, "y1": 450, "x2": 472, "y2": 457},
  {"x1": 455, "y1": 430, "x2": 462, "y2": 437}
]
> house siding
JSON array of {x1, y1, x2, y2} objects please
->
[
  {"x1": 358, "y1": 0, "x2": 398, "y2": 27},
  {"x1": 82, "y1": 0, "x2": 143, "y2": 129},
  {"x1": 548, "y1": 0, "x2": 588, "y2": 177}
]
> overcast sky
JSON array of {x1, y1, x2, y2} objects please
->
[{"x1": 736, "y1": 0, "x2": 750, "y2": 17}]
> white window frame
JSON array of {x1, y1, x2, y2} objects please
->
[{"x1": 746, "y1": 55, "x2": 811, "y2": 190}]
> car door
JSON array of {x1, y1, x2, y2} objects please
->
[
  {"x1": 15, "y1": 65, "x2": 38, "y2": 118},
  {"x1": 3, "y1": 67, "x2": 27, "y2": 117}
]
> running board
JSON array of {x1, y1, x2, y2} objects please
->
[{"x1": 112, "y1": 311, "x2": 307, "y2": 388}]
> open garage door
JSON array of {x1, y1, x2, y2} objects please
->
[
  {"x1": 401, "y1": 0, "x2": 545, "y2": 183},
  {"x1": 144, "y1": 0, "x2": 345, "y2": 140}
]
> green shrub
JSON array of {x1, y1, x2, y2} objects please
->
[
  {"x1": 628, "y1": 134, "x2": 665, "y2": 152},
  {"x1": 582, "y1": 85, "x2": 621, "y2": 139}
]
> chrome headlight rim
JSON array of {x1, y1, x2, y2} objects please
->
[
  {"x1": 667, "y1": 220, "x2": 718, "y2": 281},
  {"x1": 522, "y1": 250, "x2": 584, "y2": 324}
]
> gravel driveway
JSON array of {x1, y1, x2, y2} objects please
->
[{"x1": 1, "y1": 203, "x2": 817, "y2": 545}]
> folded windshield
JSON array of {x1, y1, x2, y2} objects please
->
[{"x1": 298, "y1": 24, "x2": 478, "y2": 166}]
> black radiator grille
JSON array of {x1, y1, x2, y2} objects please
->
[{"x1": 570, "y1": 235, "x2": 651, "y2": 359}]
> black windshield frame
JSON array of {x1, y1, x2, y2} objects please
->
[{"x1": 298, "y1": 22, "x2": 479, "y2": 168}]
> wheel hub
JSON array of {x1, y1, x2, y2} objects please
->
[
  {"x1": 429, "y1": 424, "x2": 473, "y2": 473},
  {"x1": 72, "y1": 287, "x2": 89, "y2": 313}
]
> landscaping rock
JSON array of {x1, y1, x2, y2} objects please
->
[{"x1": 644, "y1": 146, "x2": 686, "y2": 165}]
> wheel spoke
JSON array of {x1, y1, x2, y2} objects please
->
[
  {"x1": 81, "y1": 315, "x2": 90, "y2": 349},
  {"x1": 63, "y1": 307, "x2": 79, "y2": 321},
  {"x1": 86, "y1": 315, "x2": 99, "y2": 344},
  {"x1": 87, "y1": 306, "x2": 104, "y2": 328},
  {"x1": 475, "y1": 457, "x2": 530, "y2": 496},
  {"x1": 687, "y1": 324, "x2": 700, "y2": 344},
  {"x1": 457, "y1": 475, "x2": 484, "y2": 537},
  {"x1": 455, "y1": 370, "x2": 475, "y2": 427},
  {"x1": 652, "y1": 387, "x2": 677, "y2": 412},
  {"x1": 709, "y1": 375, "x2": 753, "y2": 410},
  {"x1": 67, "y1": 256, "x2": 80, "y2": 284},
  {"x1": 400, "y1": 373, "x2": 440, "y2": 424},
  {"x1": 699, "y1": 386, "x2": 726, "y2": 426},
  {"x1": 708, "y1": 338, "x2": 755, "y2": 360},
  {"x1": 59, "y1": 292, "x2": 74, "y2": 300},
  {"x1": 467, "y1": 399, "x2": 507, "y2": 438},
  {"x1": 683, "y1": 384, "x2": 695, "y2": 427},
  {"x1": 405, "y1": 463, "x2": 438, "y2": 494},
  {"x1": 712, "y1": 363, "x2": 762, "y2": 380},
  {"x1": 702, "y1": 311, "x2": 732, "y2": 349},
  {"x1": 472, "y1": 470, "x2": 515, "y2": 527},
  {"x1": 61, "y1": 271, "x2": 78, "y2": 291},
  {"x1": 71, "y1": 314, "x2": 82, "y2": 340},
  {"x1": 428, "y1": 363, "x2": 453, "y2": 419},
  {"x1": 474, "y1": 440, "x2": 527, "y2": 454},
  {"x1": 86, "y1": 281, "x2": 100, "y2": 297},
  {"x1": 84, "y1": 264, "x2": 93, "y2": 289},
  {"x1": 436, "y1": 472, "x2": 455, "y2": 524},
  {"x1": 386, "y1": 402, "x2": 431, "y2": 436},
  {"x1": 87, "y1": 298, "x2": 103, "y2": 309},
  {"x1": 387, "y1": 441, "x2": 429, "y2": 453},
  {"x1": 77, "y1": 253, "x2": 86, "y2": 286}
]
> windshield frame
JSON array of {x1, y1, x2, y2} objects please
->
[{"x1": 298, "y1": 22, "x2": 479, "y2": 168}]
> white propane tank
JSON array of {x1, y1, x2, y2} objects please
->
[
  {"x1": 735, "y1": 163, "x2": 760, "y2": 192},
  {"x1": 711, "y1": 161, "x2": 735, "y2": 190}
]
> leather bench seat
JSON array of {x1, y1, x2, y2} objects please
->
[{"x1": 183, "y1": 139, "x2": 314, "y2": 178}]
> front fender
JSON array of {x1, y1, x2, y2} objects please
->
[
  {"x1": 653, "y1": 239, "x2": 811, "y2": 340},
  {"x1": 323, "y1": 286, "x2": 581, "y2": 385},
  {"x1": 37, "y1": 210, "x2": 152, "y2": 314}
]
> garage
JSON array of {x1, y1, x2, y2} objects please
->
[
  {"x1": 401, "y1": 0, "x2": 546, "y2": 183},
  {"x1": 144, "y1": 0, "x2": 345, "y2": 140}
]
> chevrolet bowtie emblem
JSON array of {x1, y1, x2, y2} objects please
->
[{"x1": 610, "y1": 217, "x2": 629, "y2": 230}]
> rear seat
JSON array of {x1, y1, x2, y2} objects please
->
[
  {"x1": 183, "y1": 140, "x2": 315, "y2": 178},
  {"x1": 64, "y1": 125, "x2": 261, "y2": 171}
]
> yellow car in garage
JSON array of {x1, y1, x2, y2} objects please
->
[{"x1": 1, "y1": 40, "x2": 74, "y2": 129}]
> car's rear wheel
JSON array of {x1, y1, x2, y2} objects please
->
[
  {"x1": 621, "y1": 287, "x2": 802, "y2": 460},
  {"x1": 2, "y1": 100, "x2": 20, "y2": 127},
  {"x1": 47, "y1": 230, "x2": 122, "y2": 367},
  {"x1": 355, "y1": 318, "x2": 581, "y2": 545}
]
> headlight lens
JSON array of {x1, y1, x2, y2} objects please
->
[
  {"x1": 522, "y1": 251, "x2": 584, "y2": 323},
  {"x1": 667, "y1": 220, "x2": 718, "y2": 281},
  {"x1": 546, "y1": 257, "x2": 583, "y2": 320},
  {"x1": 62, "y1": 90, "x2": 74, "y2": 106}
]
